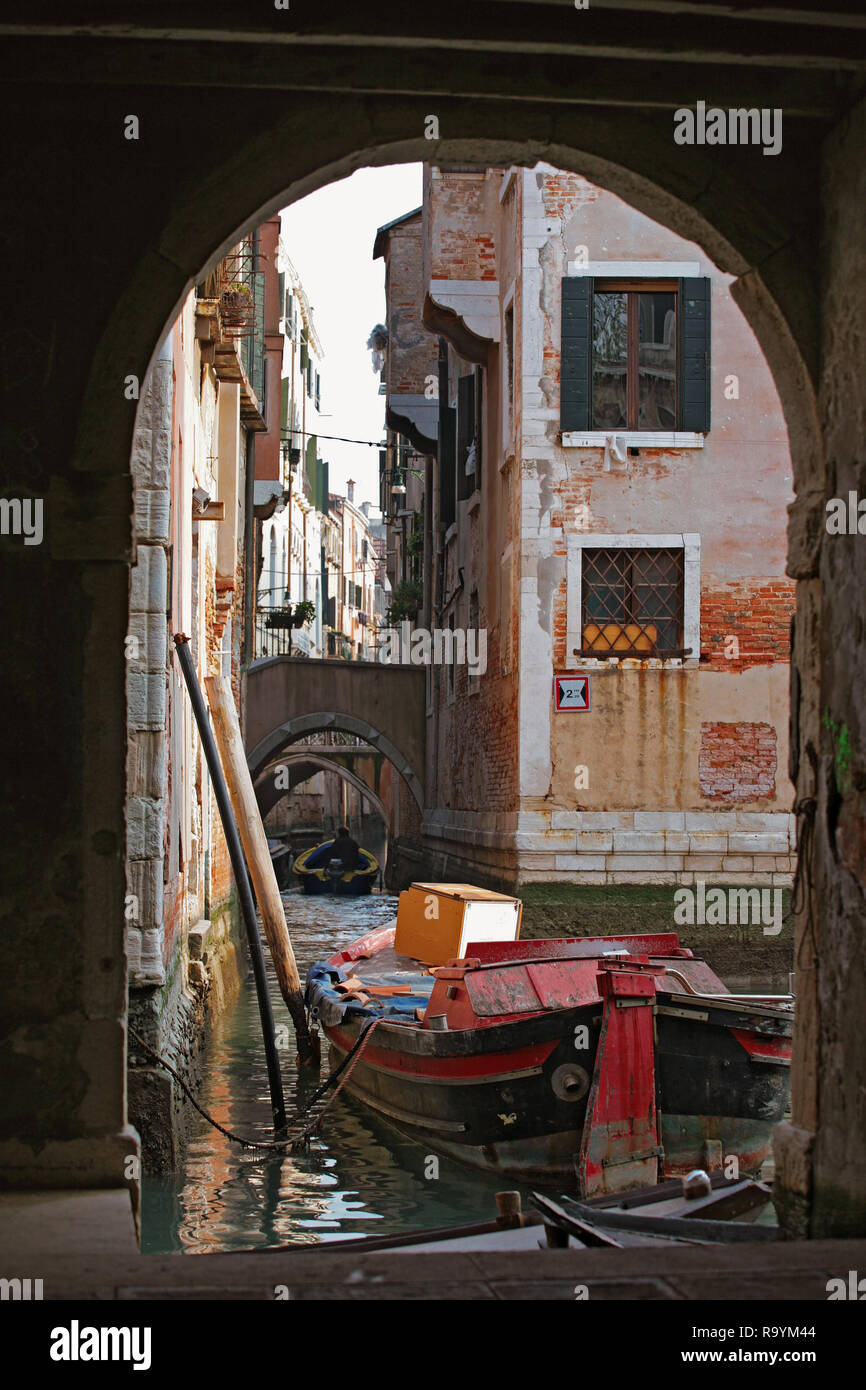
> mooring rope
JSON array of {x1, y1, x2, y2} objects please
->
[{"x1": 128, "y1": 1016, "x2": 385, "y2": 1153}]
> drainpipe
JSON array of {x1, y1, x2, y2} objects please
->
[
  {"x1": 423, "y1": 454, "x2": 433, "y2": 635},
  {"x1": 429, "y1": 339, "x2": 450, "y2": 812},
  {"x1": 243, "y1": 430, "x2": 256, "y2": 668}
]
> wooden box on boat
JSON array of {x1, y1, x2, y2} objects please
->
[{"x1": 394, "y1": 882, "x2": 523, "y2": 966}]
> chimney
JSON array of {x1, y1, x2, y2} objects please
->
[{"x1": 347, "y1": 479, "x2": 355, "y2": 503}]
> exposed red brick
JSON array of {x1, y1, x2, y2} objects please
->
[{"x1": 699, "y1": 721, "x2": 777, "y2": 801}]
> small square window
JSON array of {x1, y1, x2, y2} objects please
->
[{"x1": 581, "y1": 547, "x2": 685, "y2": 657}]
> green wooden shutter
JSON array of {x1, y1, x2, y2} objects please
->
[
  {"x1": 561, "y1": 276, "x2": 593, "y2": 432},
  {"x1": 439, "y1": 405, "x2": 457, "y2": 529},
  {"x1": 457, "y1": 373, "x2": 475, "y2": 502},
  {"x1": 678, "y1": 278, "x2": 711, "y2": 432},
  {"x1": 319, "y1": 457, "x2": 329, "y2": 515},
  {"x1": 281, "y1": 377, "x2": 289, "y2": 430}
]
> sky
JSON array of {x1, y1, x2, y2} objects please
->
[{"x1": 279, "y1": 163, "x2": 423, "y2": 512}]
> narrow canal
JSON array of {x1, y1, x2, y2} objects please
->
[
  {"x1": 141, "y1": 890, "x2": 788, "y2": 1254},
  {"x1": 141, "y1": 891, "x2": 533, "y2": 1254}
]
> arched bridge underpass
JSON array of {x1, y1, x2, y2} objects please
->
[
  {"x1": 243, "y1": 656, "x2": 426, "y2": 809},
  {"x1": 254, "y1": 752, "x2": 388, "y2": 826}
]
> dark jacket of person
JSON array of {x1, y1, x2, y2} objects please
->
[{"x1": 320, "y1": 831, "x2": 360, "y2": 871}]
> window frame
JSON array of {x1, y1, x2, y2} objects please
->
[
  {"x1": 560, "y1": 266, "x2": 710, "y2": 442},
  {"x1": 565, "y1": 532, "x2": 701, "y2": 670},
  {"x1": 592, "y1": 278, "x2": 678, "y2": 433}
]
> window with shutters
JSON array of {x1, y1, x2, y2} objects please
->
[
  {"x1": 438, "y1": 339, "x2": 456, "y2": 531},
  {"x1": 561, "y1": 276, "x2": 710, "y2": 435},
  {"x1": 592, "y1": 285, "x2": 677, "y2": 430},
  {"x1": 503, "y1": 303, "x2": 515, "y2": 445}
]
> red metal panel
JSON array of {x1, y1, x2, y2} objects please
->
[
  {"x1": 462, "y1": 967, "x2": 542, "y2": 1017},
  {"x1": 577, "y1": 969, "x2": 660, "y2": 1197},
  {"x1": 464, "y1": 934, "x2": 691, "y2": 963},
  {"x1": 524, "y1": 961, "x2": 603, "y2": 1010},
  {"x1": 730, "y1": 1028, "x2": 792, "y2": 1063}
]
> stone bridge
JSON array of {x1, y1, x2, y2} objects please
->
[{"x1": 243, "y1": 656, "x2": 426, "y2": 809}]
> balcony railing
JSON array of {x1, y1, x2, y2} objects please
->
[{"x1": 196, "y1": 238, "x2": 266, "y2": 409}]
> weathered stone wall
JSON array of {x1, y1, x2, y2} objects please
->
[
  {"x1": 124, "y1": 296, "x2": 251, "y2": 1173},
  {"x1": 774, "y1": 92, "x2": 866, "y2": 1239},
  {"x1": 419, "y1": 168, "x2": 521, "y2": 875}
]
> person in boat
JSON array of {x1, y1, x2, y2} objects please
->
[{"x1": 319, "y1": 825, "x2": 361, "y2": 873}]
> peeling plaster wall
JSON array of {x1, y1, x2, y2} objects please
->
[
  {"x1": 418, "y1": 168, "x2": 521, "y2": 885},
  {"x1": 517, "y1": 168, "x2": 796, "y2": 885},
  {"x1": 125, "y1": 294, "x2": 248, "y2": 1173}
]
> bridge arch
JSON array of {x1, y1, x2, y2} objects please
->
[
  {"x1": 248, "y1": 710, "x2": 424, "y2": 811},
  {"x1": 244, "y1": 656, "x2": 426, "y2": 810},
  {"x1": 255, "y1": 752, "x2": 388, "y2": 826}
]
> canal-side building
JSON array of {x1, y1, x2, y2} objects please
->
[
  {"x1": 378, "y1": 166, "x2": 796, "y2": 891},
  {"x1": 328, "y1": 483, "x2": 381, "y2": 661},
  {"x1": 255, "y1": 232, "x2": 332, "y2": 660},
  {"x1": 125, "y1": 226, "x2": 278, "y2": 1166}
]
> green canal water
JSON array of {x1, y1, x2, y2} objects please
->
[
  {"x1": 141, "y1": 890, "x2": 787, "y2": 1254},
  {"x1": 141, "y1": 892, "x2": 534, "y2": 1254}
]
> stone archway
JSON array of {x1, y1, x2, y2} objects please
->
[
  {"x1": 6, "y1": 11, "x2": 865, "y2": 1238},
  {"x1": 248, "y1": 711, "x2": 424, "y2": 812},
  {"x1": 254, "y1": 752, "x2": 389, "y2": 826}
]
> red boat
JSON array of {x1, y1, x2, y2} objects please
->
[{"x1": 305, "y1": 884, "x2": 793, "y2": 1195}]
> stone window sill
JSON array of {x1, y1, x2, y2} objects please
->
[{"x1": 561, "y1": 432, "x2": 704, "y2": 449}]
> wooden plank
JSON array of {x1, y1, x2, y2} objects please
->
[{"x1": 560, "y1": 1197, "x2": 779, "y2": 1244}]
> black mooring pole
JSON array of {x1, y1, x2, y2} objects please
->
[{"x1": 174, "y1": 634, "x2": 287, "y2": 1135}]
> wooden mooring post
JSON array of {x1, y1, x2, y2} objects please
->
[
  {"x1": 173, "y1": 635, "x2": 289, "y2": 1133},
  {"x1": 203, "y1": 670, "x2": 318, "y2": 1067}
]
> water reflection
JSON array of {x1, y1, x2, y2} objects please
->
[{"x1": 141, "y1": 892, "x2": 530, "y2": 1254}]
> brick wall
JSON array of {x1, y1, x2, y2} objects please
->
[
  {"x1": 701, "y1": 579, "x2": 796, "y2": 669},
  {"x1": 433, "y1": 633, "x2": 519, "y2": 814},
  {"x1": 385, "y1": 219, "x2": 439, "y2": 395},
  {"x1": 429, "y1": 172, "x2": 498, "y2": 281},
  {"x1": 699, "y1": 721, "x2": 777, "y2": 802}
]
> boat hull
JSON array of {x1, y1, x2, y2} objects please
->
[
  {"x1": 323, "y1": 990, "x2": 791, "y2": 1185},
  {"x1": 294, "y1": 839, "x2": 378, "y2": 895},
  {"x1": 312, "y1": 921, "x2": 793, "y2": 1191}
]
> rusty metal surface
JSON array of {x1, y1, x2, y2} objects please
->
[{"x1": 578, "y1": 968, "x2": 661, "y2": 1197}]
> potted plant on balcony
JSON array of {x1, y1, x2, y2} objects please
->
[
  {"x1": 292, "y1": 599, "x2": 316, "y2": 629},
  {"x1": 385, "y1": 579, "x2": 423, "y2": 626},
  {"x1": 264, "y1": 606, "x2": 295, "y2": 630},
  {"x1": 220, "y1": 281, "x2": 253, "y2": 330}
]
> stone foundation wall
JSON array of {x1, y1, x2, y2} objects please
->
[
  {"x1": 128, "y1": 897, "x2": 244, "y2": 1174},
  {"x1": 420, "y1": 806, "x2": 795, "y2": 888}
]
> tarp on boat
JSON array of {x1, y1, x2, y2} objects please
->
[{"x1": 306, "y1": 961, "x2": 435, "y2": 1027}]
